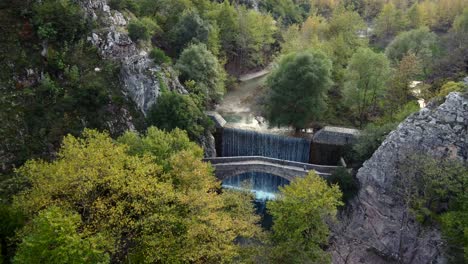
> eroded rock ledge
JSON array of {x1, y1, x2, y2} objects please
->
[
  {"x1": 331, "y1": 93, "x2": 467, "y2": 264},
  {"x1": 81, "y1": 0, "x2": 186, "y2": 115}
]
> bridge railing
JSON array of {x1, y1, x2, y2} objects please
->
[{"x1": 203, "y1": 156, "x2": 340, "y2": 174}]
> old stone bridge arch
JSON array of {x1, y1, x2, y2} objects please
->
[{"x1": 204, "y1": 156, "x2": 339, "y2": 182}]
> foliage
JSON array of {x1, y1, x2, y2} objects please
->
[
  {"x1": 236, "y1": 6, "x2": 277, "y2": 69},
  {"x1": 13, "y1": 129, "x2": 262, "y2": 262},
  {"x1": 176, "y1": 43, "x2": 226, "y2": 104},
  {"x1": 32, "y1": 0, "x2": 86, "y2": 43},
  {"x1": 127, "y1": 17, "x2": 159, "y2": 41},
  {"x1": 327, "y1": 167, "x2": 358, "y2": 204},
  {"x1": 171, "y1": 9, "x2": 211, "y2": 54},
  {"x1": 351, "y1": 122, "x2": 396, "y2": 163},
  {"x1": 14, "y1": 206, "x2": 110, "y2": 264},
  {"x1": 259, "y1": 0, "x2": 305, "y2": 25},
  {"x1": 117, "y1": 127, "x2": 202, "y2": 169},
  {"x1": 147, "y1": 91, "x2": 212, "y2": 140},
  {"x1": 149, "y1": 47, "x2": 171, "y2": 64},
  {"x1": 437, "y1": 81, "x2": 467, "y2": 98},
  {"x1": 385, "y1": 27, "x2": 439, "y2": 75},
  {"x1": 266, "y1": 172, "x2": 343, "y2": 263},
  {"x1": 385, "y1": 53, "x2": 422, "y2": 113},
  {"x1": 373, "y1": 3, "x2": 407, "y2": 43},
  {"x1": 343, "y1": 48, "x2": 391, "y2": 126},
  {"x1": 397, "y1": 155, "x2": 468, "y2": 262},
  {"x1": 265, "y1": 50, "x2": 333, "y2": 130}
]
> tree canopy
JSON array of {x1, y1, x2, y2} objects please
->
[
  {"x1": 265, "y1": 50, "x2": 333, "y2": 130},
  {"x1": 176, "y1": 43, "x2": 226, "y2": 105},
  {"x1": 266, "y1": 172, "x2": 343, "y2": 263},
  {"x1": 13, "y1": 128, "x2": 262, "y2": 263}
]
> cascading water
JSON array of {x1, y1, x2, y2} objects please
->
[
  {"x1": 222, "y1": 172, "x2": 290, "y2": 200},
  {"x1": 221, "y1": 128, "x2": 311, "y2": 163},
  {"x1": 222, "y1": 172, "x2": 289, "y2": 229}
]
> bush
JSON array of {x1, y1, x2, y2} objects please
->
[
  {"x1": 149, "y1": 48, "x2": 172, "y2": 65},
  {"x1": 351, "y1": 122, "x2": 396, "y2": 164},
  {"x1": 327, "y1": 167, "x2": 358, "y2": 204},
  {"x1": 147, "y1": 91, "x2": 213, "y2": 140},
  {"x1": 128, "y1": 17, "x2": 158, "y2": 42},
  {"x1": 33, "y1": 0, "x2": 86, "y2": 43}
]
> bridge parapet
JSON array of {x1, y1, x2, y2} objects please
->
[{"x1": 203, "y1": 156, "x2": 340, "y2": 181}]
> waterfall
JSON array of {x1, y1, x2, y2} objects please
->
[
  {"x1": 221, "y1": 128, "x2": 311, "y2": 163},
  {"x1": 222, "y1": 172, "x2": 289, "y2": 200}
]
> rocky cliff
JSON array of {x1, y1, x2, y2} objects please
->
[
  {"x1": 81, "y1": 0, "x2": 186, "y2": 115},
  {"x1": 331, "y1": 92, "x2": 468, "y2": 264}
]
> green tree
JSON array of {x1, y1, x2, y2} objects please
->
[
  {"x1": 259, "y1": 0, "x2": 304, "y2": 25},
  {"x1": 452, "y1": 8, "x2": 468, "y2": 47},
  {"x1": 265, "y1": 50, "x2": 332, "y2": 131},
  {"x1": 236, "y1": 6, "x2": 277, "y2": 70},
  {"x1": 14, "y1": 207, "x2": 109, "y2": 264},
  {"x1": 267, "y1": 172, "x2": 343, "y2": 263},
  {"x1": 343, "y1": 48, "x2": 391, "y2": 126},
  {"x1": 385, "y1": 27, "x2": 439, "y2": 75},
  {"x1": 171, "y1": 9, "x2": 211, "y2": 54},
  {"x1": 13, "y1": 129, "x2": 261, "y2": 263},
  {"x1": 374, "y1": 3, "x2": 407, "y2": 43},
  {"x1": 385, "y1": 53, "x2": 422, "y2": 115},
  {"x1": 176, "y1": 43, "x2": 226, "y2": 104},
  {"x1": 147, "y1": 91, "x2": 212, "y2": 140},
  {"x1": 325, "y1": 8, "x2": 367, "y2": 85},
  {"x1": 33, "y1": 0, "x2": 86, "y2": 43}
]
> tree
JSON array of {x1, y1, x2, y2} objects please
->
[
  {"x1": 236, "y1": 6, "x2": 277, "y2": 70},
  {"x1": 265, "y1": 50, "x2": 332, "y2": 131},
  {"x1": 14, "y1": 207, "x2": 110, "y2": 264},
  {"x1": 406, "y1": 3, "x2": 425, "y2": 30},
  {"x1": 176, "y1": 43, "x2": 226, "y2": 104},
  {"x1": 385, "y1": 53, "x2": 422, "y2": 113},
  {"x1": 374, "y1": 3, "x2": 407, "y2": 43},
  {"x1": 147, "y1": 91, "x2": 212, "y2": 140},
  {"x1": 325, "y1": 8, "x2": 367, "y2": 85},
  {"x1": 266, "y1": 172, "x2": 343, "y2": 263},
  {"x1": 343, "y1": 48, "x2": 391, "y2": 126},
  {"x1": 33, "y1": 0, "x2": 86, "y2": 43},
  {"x1": 259, "y1": 0, "x2": 304, "y2": 25},
  {"x1": 385, "y1": 27, "x2": 439, "y2": 75},
  {"x1": 452, "y1": 8, "x2": 468, "y2": 47},
  {"x1": 13, "y1": 129, "x2": 262, "y2": 263},
  {"x1": 171, "y1": 9, "x2": 211, "y2": 54}
]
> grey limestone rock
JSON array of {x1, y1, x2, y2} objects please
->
[
  {"x1": 331, "y1": 93, "x2": 468, "y2": 264},
  {"x1": 81, "y1": 0, "x2": 186, "y2": 115}
]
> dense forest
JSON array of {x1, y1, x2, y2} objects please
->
[{"x1": 0, "y1": 0, "x2": 467, "y2": 263}]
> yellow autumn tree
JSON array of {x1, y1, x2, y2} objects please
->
[{"x1": 14, "y1": 128, "x2": 262, "y2": 263}]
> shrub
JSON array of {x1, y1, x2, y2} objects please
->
[
  {"x1": 33, "y1": 0, "x2": 86, "y2": 43},
  {"x1": 149, "y1": 48, "x2": 171, "y2": 65},
  {"x1": 147, "y1": 91, "x2": 213, "y2": 140},
  {"x1": 128, "y1": 17, "x2": 158, "y2": 42},
  {"x1": 327, "y1": 167, "x2": 358, "y2": 204}
]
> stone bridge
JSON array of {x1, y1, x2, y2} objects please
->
[{"x1": 203, "y1": 156, "x2": 339, "y2": 182}]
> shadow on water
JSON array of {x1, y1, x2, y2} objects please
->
[{"x1": 222, "y1": 172, "x2": 289, "y2": 229}]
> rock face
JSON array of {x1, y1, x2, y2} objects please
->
[
  {"x1": 331, "y1": 93, "x2": 468, "y2": 264},
  {"x1": 81, "y1": 0, "x2": 186, "y2": 114}
]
